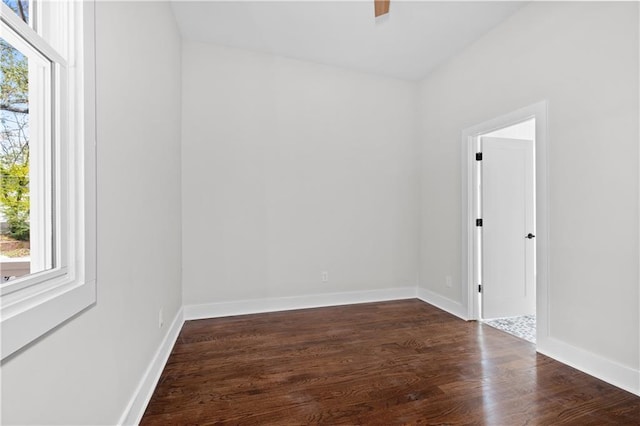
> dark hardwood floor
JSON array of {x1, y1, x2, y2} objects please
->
[{"x1": 141, "y1": 299, "x2": 640, "y2": 425}]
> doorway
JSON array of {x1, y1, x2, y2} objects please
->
[
  {"x1": 460, "y1": 101, "x2": 549, "y2": 347},
  {"x1": 478, "y1": 120, "x2": 536, "y2": 342}
]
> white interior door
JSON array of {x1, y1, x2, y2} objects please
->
[{"x1": 481, "y1": 136, "x2": 535, "y2": 319}]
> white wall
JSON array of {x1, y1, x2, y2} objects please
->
[
  {"x1": 2, "y1": 2, "x2": 638, "y2": 424},
  {"x1": 418, "y1": 1, "x2": 638, "y2": 373},
  {"x1": 181, "y1": 42, "x2": 420, "y2": 307},
  {"x1": 0, "y1": 2, "x2": 183, "y2": 424}
]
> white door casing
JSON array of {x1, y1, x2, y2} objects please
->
[{"x1": 461, "y1": 101, "x2": 548, "y2": 345}]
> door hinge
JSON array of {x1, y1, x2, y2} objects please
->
[
  {"x1": 476, "y1": 218, "x2": 483, "y2": 227},
  {"x1": 478, "y1": 284, "x2": 482, "y2": 293},
  {"x1": 475, "y1": 152, "x2": 483, "y2": 161}
]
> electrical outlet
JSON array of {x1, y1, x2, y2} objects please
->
[
  {"x1": 445, "y1": 275, "x2": 452, "y2": 288},
  {"x1": 321, "y1": 271, "x2": 329, "y2": 283},
  {"x1": 159, "y1": 308, "x2": 164, "y2": 329}
]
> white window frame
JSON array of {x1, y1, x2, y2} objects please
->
[{"x1": 0, "y1": 0, "x2": 96, "y2": 360}]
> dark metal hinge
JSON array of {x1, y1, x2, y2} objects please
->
[{"x1": 475, "y1": 152, "x2": 483, "y2": 161}]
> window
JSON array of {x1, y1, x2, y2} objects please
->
[
  {"x1": 1, "y1": 1, "x2": 54, "y2": 283},
  {"x1": 0, "y1": 0, "x2": 96, "y2": 359}
]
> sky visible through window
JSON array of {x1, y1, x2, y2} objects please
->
[{"x1": 3, "y1": 0, "x2": 30, "y2": 25}]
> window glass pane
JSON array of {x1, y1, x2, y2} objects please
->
[
  {"x1": 0, "y1": 35, "x2": 52, "y2": 283},
  {"x1": 2, "y1": 0, "x2": 31, "y2": 26}
]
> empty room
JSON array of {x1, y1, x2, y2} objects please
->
[{"x1": 1, "y1": 0, "x2": 639, "y2": 424}]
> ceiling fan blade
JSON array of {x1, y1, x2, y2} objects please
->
[{"x1": 374, "y1": 0, "x2": 390, "y2": 17}]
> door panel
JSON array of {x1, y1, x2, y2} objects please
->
[{"x1": 482, "y1": 137, "x2": 535, "y2": 319}]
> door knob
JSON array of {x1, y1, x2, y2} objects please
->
[{"x1": 526, "y1": 233, "x2": 535, "y2": 239}]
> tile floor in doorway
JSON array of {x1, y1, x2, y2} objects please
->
[{"x1": 483, "y1": 315, "x2": 536, "y2": 343}]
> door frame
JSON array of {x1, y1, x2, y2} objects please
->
[{"x1": 460, "y1": 101, "x2": 549, "y2": 344}]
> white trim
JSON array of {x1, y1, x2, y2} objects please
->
[
  {"x1": 637, "y1": 1, "x2": 640, "y2": 403},
  {"x1": 118, "y1": 307, "x2": 185, "y2": 426},
  {"x1": 416, "y1": 287, "x2": 467, "y2": 320},
  {"x1": 0, "y1": 0, "x2": 97, "y2": 361},
  {"x1": 121, "y1": 288, "x2": 415, "y2": 424},
  {"x1": 184, "y1": 287, "x2": 417, "y2": 321},
  {"x1": 1, "y1": 279, "x2": 95, "y2": 359},
  {"x1": 460, "y1": 101, "x2": 549, "y2": 333},
  {"x1": 121, "y1": 290, "x2": 640, "y2": 425},
  {"x1": 537, "y1": 337, "x2": 640, "y2": 397},
  {"x1": 0, "y1": 2, "x2": 66, "y2": 65}
]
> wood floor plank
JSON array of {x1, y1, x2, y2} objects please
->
[{"x1": 141, "y1": 299, "x2": 640, "y2": 425}]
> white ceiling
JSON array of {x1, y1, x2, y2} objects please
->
[{"x1": 171, "y1": 1, "x2": 526, "y2": 81}]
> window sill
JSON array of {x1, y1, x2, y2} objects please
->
[{"x1": 1, "y1": 277, "x2": 96, "y2": 360}]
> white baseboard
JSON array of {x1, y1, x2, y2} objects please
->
[
  {"x1": 118, "y1": 307, "x2": 185, "y2": 426},
  {"x1": 116, "y1": 287, "x2": 639, "y2": 426},
  {"x1": 415, "y1": 288, "x2": 640, "y2": 396},
  {"x1": 184, "y1": 287, "x2": 417, "y2": 320},
  {"x1": 537, "y1": 336, "x2": 640, "y2": 397},
  {"x1": 416, "y1": 287, "x2": 467, "y2": 320}
]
